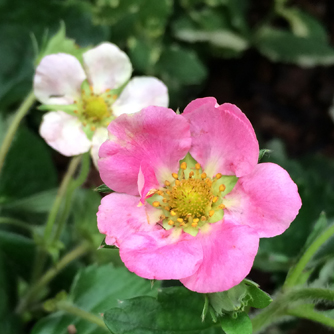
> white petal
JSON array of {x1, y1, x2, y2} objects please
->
[
  {"x1": 34, "y1": 54, "x2": 86, "y2": 105},
  {"x1": 83, "y1": 43, "x2": 132, "y2": 95},
  {"x1": 40, "y1": 111, "x2": 91, "y2": 156},
  {"x1": 90, "y1": 127, "x2": 108, "y2": 169},
  {"x1": 112, "y1": 77, "x2": 169, "y2": 117}
]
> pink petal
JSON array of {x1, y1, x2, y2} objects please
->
[
  {"x1": 97, "y1": 193, "x2": 157, "y2": 247},
  {"x1": 224, "y1": 162, "x2": 302, "y2": 238},
  {"x1": 83, "y1": 43, "x2": 132, "y2": 95},
  {"x1": 180, "y1": 222, "x2": 259, "y2": 293},
  {"x1": 182, "y1": 97, "x2": 259, "y2": 177},
  {"x1": 138, "y1": 162, "x2": 160, "y2": 203},
  {"x1": 34, "y1": 54, "x2": 86, "y2": 105},
  {"x1": 119, "y1": 228, "x2": 203, "y2": 280},
  {"x1": 40, "y1": 111, "x2": 91, "y2": 156},
  {"x1": 90, "y1": 127, "x2": 108, "y2": 169},
  {"x1": 98, "y1": 106, "x2": 191, "y2": 196},
  {"x1": 112, "y1": 77, "x2": 169, "y2": 117}
]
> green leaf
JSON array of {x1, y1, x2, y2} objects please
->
[
  {"x1": 94, "y1": 184, "x2": 113, "y2": 194},
  {"x1": 104, "y1": 287, "x2": 222, "y2": 334},
  {"x1": 0, "y1": 126, "x2": 57, "y2": 202},
  {"x1": 0, "y1": 231, "x2": 35, "y2": 281},
  {"x1": 220, "y1": 312, "x2": 252, "y2": 334},
  {"x1": 35, "y1": 22, "x2": 90, "y2": 66},
  {"x1": 32, "y1": 264, "x2": 157, "y2": 334},
  {"x1": 255, "y1": 27, "x2": 334, "y2": 67},
  {"x1": 156, "y1": 46, "x2": 207, "y2": 85},
  {"x1": 258, "y1": 149, "x2": 271, "y2": 162},
  {"x1": 0, "y1": 251, "x2": 22, "y2": 334},
  {"x1": 1, "y1": 189, "x2": 56, "y2": 213},
  {"x1": 244, "y1": 280, "x2": 272, "y2": 309}
]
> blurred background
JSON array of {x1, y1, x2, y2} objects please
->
[{"x1": 1, "y1": 0, "x2": 334, "y2": 333}]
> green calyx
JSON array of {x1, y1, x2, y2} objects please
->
[{"x1": 146, "y1": 153, "x2": 238, "y2": 237}]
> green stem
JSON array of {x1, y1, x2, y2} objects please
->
[
  {"x1": 56, "y1": 302, "x2": 107, "y2": 330},
  {"x1": 284, "y1": 224, "x2": 334, "y2": 289},
  {"x1": 44, "y1": 155, "x2": 82, "y2": 242},
  {"x1": 30, "y1": 156, "x2": 82, "y2": 283},
  {"x1": 53, "y1": 152, "x2": 90, "y2": 242},
  {"x1": 252, "y1": 287, "x2": 334, "y2": 332},
  {"x1": 0, "y1": 217, "x2": 33, "y2": 231},
  {"x1": 286, "y1": 306, "x2": 334, "y2": 329},
  {"x1": 16, "y1": 241, "x2": 90, "y2": 314},
  {"x1": 0, "y1": 91, "x2": 36, "y2": 174}
]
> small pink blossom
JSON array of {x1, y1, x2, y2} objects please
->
[
  {"x1": 97, "y1": 97, "x2": 302, "y2": 293},
  {"x1": 34, "y1": 43, "x2": 168, "y2": 166}
]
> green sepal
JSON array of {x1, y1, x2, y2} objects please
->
[
  {"x1": 207, "y1": 208, "x2": 224, "y2": 223},
  {"x1": 258, "y1": 148, "x2": 271, "y2": 162},
  {"x1": 244, "y1": 279, "x2": 272, "y2": 309},
  {"x1": 99, "y1": 237, "x2": 117, "y2": 250},
  {"x1": 183, "y1": 225, "x2": 199, "y2": 237},
  {"x1": 178, "y1": 152, "x2": 200, "y2": 179},
  {"x1": 220, "y1": 311, "x2": 252, "y2": 334},
  {"x1": 94, "y1": 184, "x2": 113, "y2": 193},
  {"x1": 38, "y1": 103, "x2": 78, "y2": 115},
  {"x1": 162, "y1": 220, "x2": 174, "y2": 230},
  {"x1": 212, "y1": 175, "x2": 238, "y2": 197},
  {"x1": 208, "y1": 282, "x2": 248, "y2": 315},
  {"x1": 146, "y1": 193, "x2": 163, "y2": 206},
  {"x1": 81, "y1": 123, "x2": 95, "y2": 140}
]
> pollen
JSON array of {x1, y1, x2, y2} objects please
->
[
  {"x1": 209, "y1": 210, "x2": 215, "y2": 217},
  {"x1": 195, "y1": 163, "x2": 201, "y2": 170},
  {"x1": 168, "y1": 220, "x2": 174, "y2": 226},
  {"x1": 216, "y1": 173, "x2": 222, "y2": 179},
  {"x1": 152, "y1": 201, "x2": 160, "y2": 207},
  {"x1": 172, "y1": 173, "x2": 178, "y2": 180},
  {"x1": 201, "y1": 173, "x2": 207, "y2": 179},
  {"x1": 219, "y1": 184, "x2": 226, "y2": 192},
  {"x1": 180, "y1": 162, "x2": 187, "y2": 170}
]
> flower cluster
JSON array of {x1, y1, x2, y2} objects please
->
[
  {"x1": 34, "y1": 43, "x2": 168, "y2": 166},
  {"x1": 97, "y1": 97, "x2": 302, "y2": 293}
]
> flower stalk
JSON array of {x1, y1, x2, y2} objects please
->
[{"x1": 0, "y1": 90, "x2": 36, "y2": 174}]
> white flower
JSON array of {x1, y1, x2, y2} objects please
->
[{"x1": 34, "y1": 43, "x2": 169, "y2": 166}]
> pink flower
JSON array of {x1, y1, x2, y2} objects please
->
[
  {"x1": 34, "y1": 43, "x2": 168, "y2": 166},
  {"x1": 97, "y1": 97, "x2": 302, "y2": 293}
]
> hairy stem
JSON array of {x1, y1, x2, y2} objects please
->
[
  {"x1": 0, "y1": 91, "x2": 36, "y2": 174},
  {"x1": 0, "y1": 217, "x2": 33, "y2": 231},
  {"x1": 284, "y1": 224, "x2": 334, "y2": 289},
  {"x1": 30, "y1": 156, "x2": 82, "y2": 283},
  {"x1": 56, "y1": 302, "x2": 108, "y2": 330},
  {"x1": 16, "y1": 241, "x2": 90, "y2": 314},
  {"x1": 286, "y1": 306, "x2": 334, "y2": 329},
  {"x1": 252, "y1": 287, "x2": 334, "y2": 333}
]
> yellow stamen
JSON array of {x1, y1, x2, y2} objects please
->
[
  {"x1": 219, "y1": 184, "x2": 226, "y2": 192},
  {"x1": 191, "y1": 221, "x2": 198, "y2": 227},
  {"x1": 219, "y1": 204, "x2": 226, "y2": 209},
  {"x1": 170, "y1": 210, "x2": 177, "y2": 216},
  {"x1": 193, "y1": 218, "x2": 199, "y2": 224},
  {"x1": 201, "y1": 172, "x2": 207, "y2": 179},
  {"x1": 195, "y1": 163, "x2": 201, "y2": 170},
  {"x1": 212, "y1": 196, "x2": 218, "y2": 203},
  {"x1": 172, "y1": 173, "x2": 178, "y2": 180},
  {"x1": 168, "y1": 220, "x2": 174, "y2": 226},
  {"x1": 152, "y1": 201, "x2": 160, "y2": 207},
  {"x1": 189, "y1": 171, "x2": 194, "y2": 178},
  {"x1": 201, "y1": 216, "x2": 207, "y2": 221},
  {"x1": 91, "y1": 125, "x2": 96, "y2": 131},
  {"x1": 157, "y1": 190, "x2": 164, "y2": 196},
  {"x1": 209, "y1": 210, "x2": 215, "y2": 217},
  {"x1": 175, "y1": 180, "x2": 181, "y2": 186},
  {"x1": 177, "y1": 218, "x2": 184, "y2": 223},
  {"x1": 180, "y1": 162, "x2": 187, "y2": 170},
  {"x1": 216, "y1": 173, "x2": 222, "y2": 179},
  {"x1": 165, "y1": 180, "x2": 170, "y2": 186}
]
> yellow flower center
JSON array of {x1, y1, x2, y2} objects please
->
[
  {"x1": 84, "y1": 96, "x2": 110, "y2": 121},
  {"x1": 148, "y1": 157, "x2": 236, "y2": 237}
]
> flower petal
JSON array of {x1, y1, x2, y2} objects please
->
[
  {"x1": 40, "y1": 111, "x2": 91, "y2": 156},
  {"x1": 97, "y1": 193, "x2": 157, "y2": 248},
  {"x1": 34, "y1": 54, "x2": 86, "y2": 105},
  {"x1": 223, "y1": 162, "x2": 302, "y2": 238},
  {"x1": 120, "y1": 228, "x2": 203, "y2": 280},
  {"x1": 98, "y1": 106, "x2": 191, "y2": 196},
  {"x1": 182, "y1": 97, "x2": 259, "y2": 177},
  {"x1": 91, "y1": 127, "x2": 108, "y2": 169},
  {"x1": 112, "y1": 77, "x2": 169, "y2": 117},
  {"x1": 83, "y1": 43, "x2": 132, "y2": 95},
  {"x1": 180, "y1": 222, "x2": 259, "y2": 293}
]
